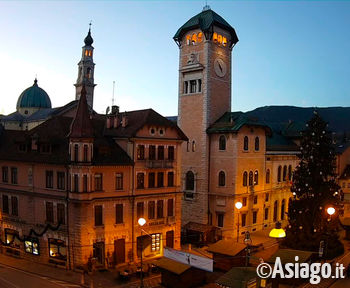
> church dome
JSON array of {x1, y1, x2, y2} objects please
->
[
  {"x1": 84, "y1": 29, "x2": 94, "y2": 46},
  {"x1": 16, "y1": 79, "x2": 52, "y2": 109}
]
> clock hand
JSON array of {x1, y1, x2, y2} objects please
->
[{"x1": 218, "y1": 63, "x2": 223, "y2": 72}]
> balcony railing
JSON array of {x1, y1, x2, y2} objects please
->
[{"x1": 145, "y1": 160, "x2": 173, "y2": 169}]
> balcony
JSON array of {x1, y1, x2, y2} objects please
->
[{"x1": 145, "y1": 160, "x2": 173, "y2": 169}]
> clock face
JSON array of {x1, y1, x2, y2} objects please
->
[{"x1": 214, "y1": 58, "x2": 227, "y2": 78}]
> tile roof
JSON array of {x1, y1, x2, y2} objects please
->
[
  {"x1": 182, "y1": 221, "x2": 217, "y2": 233},
  {"x1": 206, "y1": 240, "x2": 246, "y2": 256},
  {"x1": 339, "y1": 165, "x2": 350, "y2": 180},
  {"x1": 333, "y1": 143, "x2": 350, "y2": 155}
]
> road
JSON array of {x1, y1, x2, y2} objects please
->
[{"x1": 0, "y1": 264, "x2": 81, "y2": 288}]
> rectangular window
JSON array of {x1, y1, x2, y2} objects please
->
[
  {"x1": 151, "y1": 233, "x2": 161, "y2": 252},
  {"x1": 46, "y1": 202, "x2": 54, "y2": 223},
  {"x1": 116, "y1": 173, "x2": 123, "y2": 190},
  {"x1": 265, "y1": 193, "x2": 269, "y2": 202},
  {"x1": 2, "y1": 195, "x2": 9, "y2": 214},
  {"x1": 137, "y1": 145, "x2": 145, "y2": 160},
  {"x1": 83, "y1": 175, "x2": 88, "y2": 192},
  {"x1": 190, "y1": 80, "x2": 197, "y2": 93},
  {"x1": 95, "y1": 174, "x2": 102, "y2": 191},
  {"x1": 167, "y1": 199, "x2": 174, "y2": 217},
  {"x1": 137, "y1": 173, "x2": 144, "y2": 189},
  {"x1": 168, "y1": 146, "x2": 175, "y2": 160},
  {"x1": 57, "y1": 204, "x2": 65, "y2": 224},
  {"x1": 217, "y1": 213, "x2": 224, "y2": 228},
  {"x1": 74, "y1": 144, "x2": 79, "y2": 162},
  {"x1": 148, "y1": 172, "x2": 155, "y2": 188},
  {"x1": 148, "y1": 201, "x2": 155, "y2": 219},
  {"x1": 242, "y1": 197, "x2": 247, "y2": 207},
  {"x1": 74, "y1": 174, "x2": 79, "y2": 192},
  {"x1": 149, "y1": 145, "x2": 156, "y2": 160},
  {"x1": 157, "y1": 200, "x2": 164, "y2": 219},
  {"x1": 46, "y1": 171, "x2": 53, "y2": 189},
  {"x1": 137, "y1": 202, "x2": 144, "y2": 219},
  {"x1": 253, "y1": 211, "x2": 257, "y2": 224},
  {"x1": 11, "y1": 168, "x2": 18, "y2": 184},
  {"x1": 41, "y1": 144, "x2": 51, "y2": 154},
  {"x1": 157, "y1": 172, "x2": 164, "y2": 187},
  {"x1": 241, "y1": 214, "x2": 246, "y2": 227},
  {"x1": 84, "y1": 145, "x2": 88, "y2": 162},
  {"x1": 49, "y1": 239, "x2": 67, "y2": 260},
  {"x1": 57, "y1": 172, "x2": 65, "y2": 190},
  {"x1": 11, "y1": 196, "x2": 18, "y2": 216},
  {"x1": 5, "y1": 229, "x2": 21, "y2": 249},
  {"x1": 19, "y1": 143, "x2": 27, "y2": 152},
  {"x1": 116, "y1": 204, "x2": 123, "y2": 224},
  {"x1": 254, "y1": 195, "x2": 258, "y2": 205},
  {"x1": 167, "y1": 172, "x2": 174, "y2": 187},
  {"x1": 265, "y1": 208, "x2": 269, "y2": 220},
  {"x1": 198, "y1": 79, "x2": 202, "y2": 93},
  {"x1": 158, "y1": 146, "x2": 164, "y2": 160},
  {"x1": 2, "y1": 167, "x2": 8, "y2": 183},
  {"x1": 25, "y1": 237, "x2": 39, "y2": 255},
  {"x1": 94, "y1": 205, "x2": 103, "y2": 226}
]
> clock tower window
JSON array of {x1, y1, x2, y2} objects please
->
[
  {"x1": 190, "y1": 80, "x2": 197, "y2": 93},
  {"x1": 191, "y1": 33, "x2": 197, "y2": 45}
]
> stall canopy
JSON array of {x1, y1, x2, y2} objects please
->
[
  {"x1": 266, "y1": 249, "x2": 314, "y2": 265},
  {"x1": 215, "y1": 267, "x2": 259, "y2": 288},
  {"x1": 152, "y1": 257, "x2": 191, "y2": 275},
  {"x1": 207, "y1": 240, "x2": 246, "y2": 256}
]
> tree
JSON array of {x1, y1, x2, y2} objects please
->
[{"x1": 283, "y1": 111, "x2": 341, "y2": 252}]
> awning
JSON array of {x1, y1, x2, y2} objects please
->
[
  {"x1": 215, "y1": 267, "x2": 258, "y2": 288},
  {"x1": 207, "y1": 240, "x2": 246, "y2": 256},
  {"x1": 266, "y1": 249, "x2": 314, "y2": 264},
  {"x1": 152, "y1": 257, "x2": 191, "y2": 275},
  {"x1": 183, "y1": 221, "x2": 218, "y2": 233}
]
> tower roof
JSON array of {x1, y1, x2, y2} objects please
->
[
  {"x1": 84, "y1": 28, "x2": 94, "y2": 46},
  {"x1": 68, "y1": 86, "x2": 94, "y2": 138},
  {"x1": 16, "y1": 79, "x2": 52, "y2": 109},
  {"x1": 174, "y1": 8, "x2": 238, "y2": 47}
]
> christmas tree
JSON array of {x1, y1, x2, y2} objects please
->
[{"x1": 283, "y1": 110, "x2": 341, "y2": 253}]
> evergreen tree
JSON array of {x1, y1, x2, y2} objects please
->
[{"x1": 283, "y1": 111, "x2": 341, "y2": 252}]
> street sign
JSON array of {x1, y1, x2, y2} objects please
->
[{"x1": 319, "y1": 240, "x2": 324, "y2": 257}]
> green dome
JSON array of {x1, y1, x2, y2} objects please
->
[{"x1": 16, "y1": 79, "x2": 52, "y2": 109}]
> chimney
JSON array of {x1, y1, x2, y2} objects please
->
[
  {"x1": 111, "y1": 105, "x2": 119, "y2": 115},
  {"x1": 122, "y1": 113, "x2": 128, "y2": 128},
  {"x1": 31, "y1": 133, "x2": 39, "y2": 150},
  {"x1": 106, "y1": 116, "x2": 111, "y2": 129}
]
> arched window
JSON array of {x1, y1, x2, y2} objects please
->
[
  {"x1": 277, "y1": 166, "x2": 282, "y2": 182},
  {"x1": 254, "y1": 171, "x2": 259, "y2": 185},
  {"x1": 222, "y1": 37, "x2": 227, "y2": 47},
  {"x1": 213, "y1": 32, "x2": 218, "y2": 44},
  {"x1": 244, "y1": 136, "x2": 248, "y2": 151},
  {"x1": 273, "y1": 200, "x2": 278, "y2": 222},
  {"x1": 186, "y1": 35, "x2": 191, "y2": 45},
  {"x1": 218, "y1": 34, "x2": 222, "y2": 45},
  {"x1": 283, "y1": 166, "x2": 287, "y2": 181},
  {"x1": 281, "y1": 199, "x2": 285, "y2": 220},
  {"x1": 198, "y1": 32, "x2": 203, "y2": 43},
  {"x1": 218, "y1": 171, "x2": 225, "y2": 187},
  {"x1": 219, "y1": 135, "x2": 226, "y2": 151},
  {"x1": 87, "y1": 67, "x2": 91, "y2": 79},
  {"x1": 192, "y1": 140, "x2": 196, "y2": 152},
  {"x1": 249, "y1": 171, "x2": 253, "y2": 186},
  {"x1": 191, "y1": 33, "x2": 197, "y2": 45},
  {"x1": 288, "y1": 165, "x2": 292, "y2": 181},
  {"x1": 186, "y1": 171, "x2": 194, "y2": 191},
  {"x1": 243, "y1": 172, "x2": 248, "y2": 187},
  {"x1": 255, "y1": 137, "x2": 259, "y2": 151},
  {"x1": 266, "y1": 169, "x2": 270, "y2": 184}
]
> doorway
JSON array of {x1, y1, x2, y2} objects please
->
[
  {"x1": 93, "y1": 242, "x2": 105, "y2": 267},
  {"x1": 166, "y1": 230, "x2": 174, "y2": 248},
  {"x1": 114, "y1": 238, "x2": 125, "y2": 265}
]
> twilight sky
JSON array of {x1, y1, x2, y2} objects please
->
[{"x1": 1, "y1": 1, "x2": 350, "y2": 116}]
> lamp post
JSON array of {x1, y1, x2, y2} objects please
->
[
  {"x1": 138, "y1": 217, "x2": 146, "y2": 288},
  {"x1": 235, "y1": 202, "x2": 243, "y2": 242},
  {"x1": 244, "y1": 232, "x2": 252, "y2": 288},
  {"x1": 324, "y1": 207, "x2": 335, "y2": 261},
  {"x1": 269, "y1": 222, "x2": 286, "y2": 239}
]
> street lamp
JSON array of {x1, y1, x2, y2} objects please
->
[
  {"x1": 269, "y1": 222, "x2": 286, "y2": 239},
  {"x1": 324, "y1": 207, "x2": 335, "y2": 261},
  {"x1": 244, "y1": 232, "x2": 252, "y2": 288},
  {"x1": 138, "y1": 218, "x2": 146, "y2": 288},
  {"x1": 235, "y1": 202, "x2": 243, "y2": 242}
]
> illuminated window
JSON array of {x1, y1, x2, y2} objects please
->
[
  {"x1": 85, "y1": 50, "x2": 89, "y2": 56},
  {"x1": 254, "y1": 170, "x2": 259, "y2": 185},
  {"x1": 191, "y1": 33, "x2": 197, "y2": 45},
  {"x1": 89, "y1": 51, "x2": 92, "y2": 57},
  {"x1": 222, "y1": 37, "x2": 227, "y2": 47},
  {"x1": 137, "y1": 145, "x2": 145, "y2": 160},
  {"x1": 5, "y1": 229, "x2": 21, "y2": 249},
  {"x1": 151, "y1": 233, "x2": 161, "y2": 252},
  {"x1": 218, "y1": 34, "x2": 222, "y2": 45},
  {"x1": 213, "y1": 32, "x2": 218, "y2": 43},
  {"x1": 186, "y1": 35, "x2": 191, "y2": 45},
  {"x1": 198, "y1": 32, "x2": 203, "y2": 43},
  {"x1": 49, "y1": 239, "x2": 67, "y2": 261},
  {"x1": 25, "y1": 237, "x2": 39, "y2": 255}
]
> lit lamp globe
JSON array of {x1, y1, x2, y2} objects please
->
[
  {"x1": 235, "y1": 202, "x2": 243, "y2": 210},
  {"x1": 327, "y1": 207, "x2": 335, "y2": 216},
  {"x1": 138, "y1": 218, "x2": 146, "y2": 226},
  {"x1": 269, "y1": 222, "x2": 286, "y2": 238}
]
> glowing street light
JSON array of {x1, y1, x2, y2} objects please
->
[
  {"x1": 327, "y1": 207, "x2": 335, "y2": 216},
  {"x1": 235, "y1": 202, "x2": 243, "y2": 242},
  {"x1": 269, "y1": 222, "x2": 286, "y2": 238},
  {"x1": 138, "y1": 218, "x2": 146, "y2": 288}
]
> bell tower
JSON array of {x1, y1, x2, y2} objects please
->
[
  {"x1": 174, "y1": 6, "x2": 238, "y2": 225},
  {"x1": 75, "y1": 23, "x2": 96, "y2": 109}
]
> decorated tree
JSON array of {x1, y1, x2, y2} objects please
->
[{"x1": 283, "y1": 111, "x2": 342, "y2": 253}]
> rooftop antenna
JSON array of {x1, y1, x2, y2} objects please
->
[
  {"x1": 203, "y1": 1, "x2": 211, "y2": 11},
  {"x1": 112, "y1": 81, "x2": 115, "y2": 106}
]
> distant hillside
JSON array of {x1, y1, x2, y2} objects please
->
[{"x1": 244, "y1": 106, "x2": 350, "y2": 133}]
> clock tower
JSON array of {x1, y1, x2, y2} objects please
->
[
  {"x1": 75, "y1": 25, "x2": 96, "y2": 109},
  {"x1": 174, "y1": 6, "x2": 238, "y2": 225}
]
